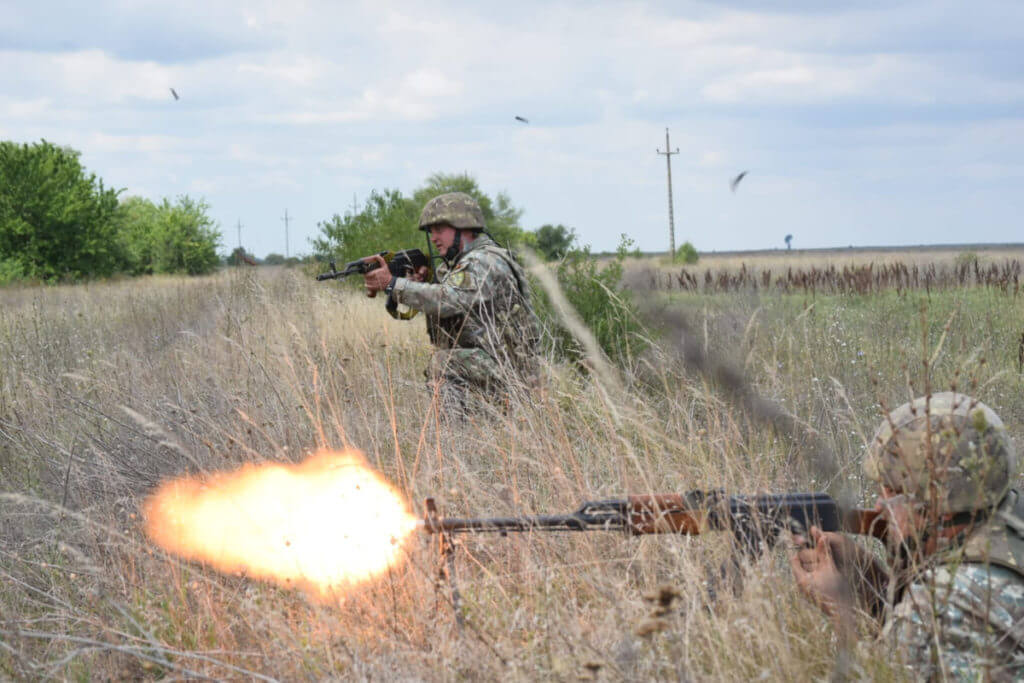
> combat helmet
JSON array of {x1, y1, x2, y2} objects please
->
[
  {"x1": 864, "y1": 392, "x2": 1016, "y2": 514},
  {"x1": 418, "y1": 192, "x2": 486, "y2": 232}
]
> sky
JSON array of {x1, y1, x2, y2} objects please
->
[{"x1": 2, "y1": 0, "x2": 1022, "y2": 258}]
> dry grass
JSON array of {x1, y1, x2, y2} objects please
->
[{"x1": 1, "y1": 263, "x2": 1021, "y2": 680}]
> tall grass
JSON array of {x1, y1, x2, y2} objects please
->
[{"x1": 1, "y1": 263, "x2": 1021, "y2": 679}]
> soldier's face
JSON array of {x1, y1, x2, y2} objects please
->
[
  {"x1": 427, "y1": 224, "x2": 458, "y2": 252},
  {"x1": 876, "y1": 486, "x2": 933, "y2": 554}
]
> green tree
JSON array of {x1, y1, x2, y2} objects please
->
[
  {"x1": 150, "y1": 196, "x2": 222, "y2": 275},
  {"x1": 313, "y1": 174, "x2": 534, "y2": 266},
  {"x1": 411, "y1": 172, "x2": 530, "y2": 247},
  {"x1": 533, "y1": 234, "x2": 646, "y2": 366},
  {"x1": 116, "y1": 196, "x2": 161, "y2": 274},
  {"x1": 226, "y1": 247, "x2": 258, "y2": 266},
  {"x1": 534, "y1": 224, "x2": 577, "y2": 261},
  {"x1": 0, "y1": 139, "x2": 124, "y2": 280},
  {"x1": 263, "y1": 253, "x2": 286, "y2": 265},
  {"x1": 115, "y1": 195, "x2": 222, "y2": 275},
  {"x1": 311, "y1": 189, "x2": 420, "y2": 264}
]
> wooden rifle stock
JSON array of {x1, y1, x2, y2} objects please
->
[{"x1": 626, "y1": 493, "x2": 887, "y2": 540}]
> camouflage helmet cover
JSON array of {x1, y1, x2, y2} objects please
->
[
  {"x1": 418, "y1": 192, "x2": 486, "y2": 232},
  {"x1": 864, "y1": 392, "x2": 1017, "y2": 513}
]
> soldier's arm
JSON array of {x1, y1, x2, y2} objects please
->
[
  {"x1": 885, "y1": 565, "x2": 1024, "y2": 680},
  {"x1": 390, "y1": 254, "x2": 514, "y2": 318}
]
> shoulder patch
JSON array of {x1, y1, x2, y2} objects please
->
[{"x1": 449, "y1": 269, "x2": 471, "y2": 288}]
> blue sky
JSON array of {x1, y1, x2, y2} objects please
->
[{"x1": 2, "y1": 0, "x2": 1022, "y2": 257}]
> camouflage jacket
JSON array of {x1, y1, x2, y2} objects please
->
[
  {"x1": 390, "y1": 235, "x2": 541, "y2": 374},
  {"x1": 883, "y1": 490, "x2": 1024, "y2": 681}
]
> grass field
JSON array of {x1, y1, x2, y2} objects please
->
[{"x1": 1, "y1": 253, "x2": 1022, "y2": 680}]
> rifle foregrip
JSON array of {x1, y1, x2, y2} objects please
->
[{"x1": 627, "y1": 494, "x2": 705, "y2": 535}]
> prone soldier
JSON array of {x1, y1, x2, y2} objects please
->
[
  {"x1": 363, "y1": 192, "x2": 541, "y2": 411},
  {"x1": 790, "y1": 392, "x2": 1024, "y2": 680}
]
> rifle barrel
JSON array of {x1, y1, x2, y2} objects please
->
[{"x1": 417, "y1": 514, "x2": 626, "y2": 534}]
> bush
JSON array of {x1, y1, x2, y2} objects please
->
[
  {"x1": 676, "y1": 241, "x2": 699, "y2": 264},
  {"x1": 150, "y1": 196, "x2": 222, "y2": 275},
  {"x1": 116, "y1": 196, "x2": 161, "y2": 274},
  {"x1": 115, "y1": 195, "x2": 222, "y2": 276},
  {"x1": 533, "y1": 234, "x2": 647, "y2": 367},
  {"x1": 0, "y1": 258, "x2": 28, "y2": 286},
  {"x1": 534, "y1": 224, "x2": 577, "y2": 261},
  {"x1": 0, "y1": 139, "x2": 124, "y2": 280}
]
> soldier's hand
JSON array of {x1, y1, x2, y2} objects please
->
[
  {"x1": 363, "y1": 254, "x2": 391, "y2": 298},
  {"x1": 789, "y1": 526, "x2": 848, "y2": 617},
  {"x1": 410, "y1": 265, "x2": 429, "y2": 282}
]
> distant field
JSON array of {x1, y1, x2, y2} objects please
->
[
  {"x1": 627, "y1": 243, "x2": 1024, "y2": 272},
  {"x1": 621, "y1": 243, "x2": 1024, "y2": 296}
]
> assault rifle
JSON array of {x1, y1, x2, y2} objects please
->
[
  {"x1": 417, "y1": 492, "x2": 887, "y2": 626},
  {"x1": 317, "y1": 249, "x2": 433, "y2": 319},
  {"x1": 316, "y1": 248, "x2": 431, "y2": 282}
]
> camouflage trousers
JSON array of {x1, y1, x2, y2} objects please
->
[{"x1": 426, "y1": 348, "x2": 508, "y2": 414}]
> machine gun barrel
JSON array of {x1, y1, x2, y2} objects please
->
[
  {"x1": 417, "y1": 499, "x2": 631, "y2": 534},
  {"x1": 417, "y1": 492, "x2": 887, "y2": 542}
]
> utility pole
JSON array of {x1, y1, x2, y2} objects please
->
[
  {"x1": 656, "y1": 127, "x2": 680, "y2": 258},
  {"x1": 351, "y1": 193, "x2": 358, "y2": 217},
  {"x1": 236, "y1": 219, "x2": 243, "y2": 252},
  {"x1": 281, "y1": 209, "x2": 291, "y2": 259}
]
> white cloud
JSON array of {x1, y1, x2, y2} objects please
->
[
  {"x1": 237, "y1": 56, "x2": 327, "y2": 86},
  {"x1": 1, "y1": 1, "x2": 1022, "y2": 257}
]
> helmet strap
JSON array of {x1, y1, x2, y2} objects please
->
[
  {"x1": 444, "y1": 229, "x2": 463, "y2": 263},
  {"x1": 424, "y1": 234, "x2": 440, "y2": 282}
]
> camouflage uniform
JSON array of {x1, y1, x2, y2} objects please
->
[
  {"x1": 865, "y1": 393, "x2": 1024, "y2": 681},
  {"x1": 390, "y1": 193, "x2": 541, "y2": 409}
]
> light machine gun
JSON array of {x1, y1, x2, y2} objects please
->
[{"x1": 417, "y1": 491, "x2": 887, "y2": 625}]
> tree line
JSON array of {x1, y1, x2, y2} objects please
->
[
  {"x1": 0, "y1": 140, "x2": 221, "y2": 283},
  {"x1": 0, "y1": 142, "x2": 581, "y2": 286}
]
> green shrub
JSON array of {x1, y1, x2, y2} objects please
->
[
  {"x1": 676, "y1": 241, "x2": 699, "y2": 264},
  {"x1": 0, "y1": 257, "x2": 28, "y2": 286},
  {"x1": 534, "y1": 224, "x2": 576, "y2": 261},
  {"x1": 150, "y1": 196, "x2": 222, "y2": 275},
  {"x1": 533, "y1": 234, "x2": 647, "y2": 367},
  {"x1": 115, "y1": 195, "x2": 222, "y2": 276}
]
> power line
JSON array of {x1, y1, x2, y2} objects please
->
[
  {"x1": 656, "y1": 127, "x2": 680, "y2": 258},
  {"x1": 281, "y1": 209, "x2": 291, "y2": 259}
]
